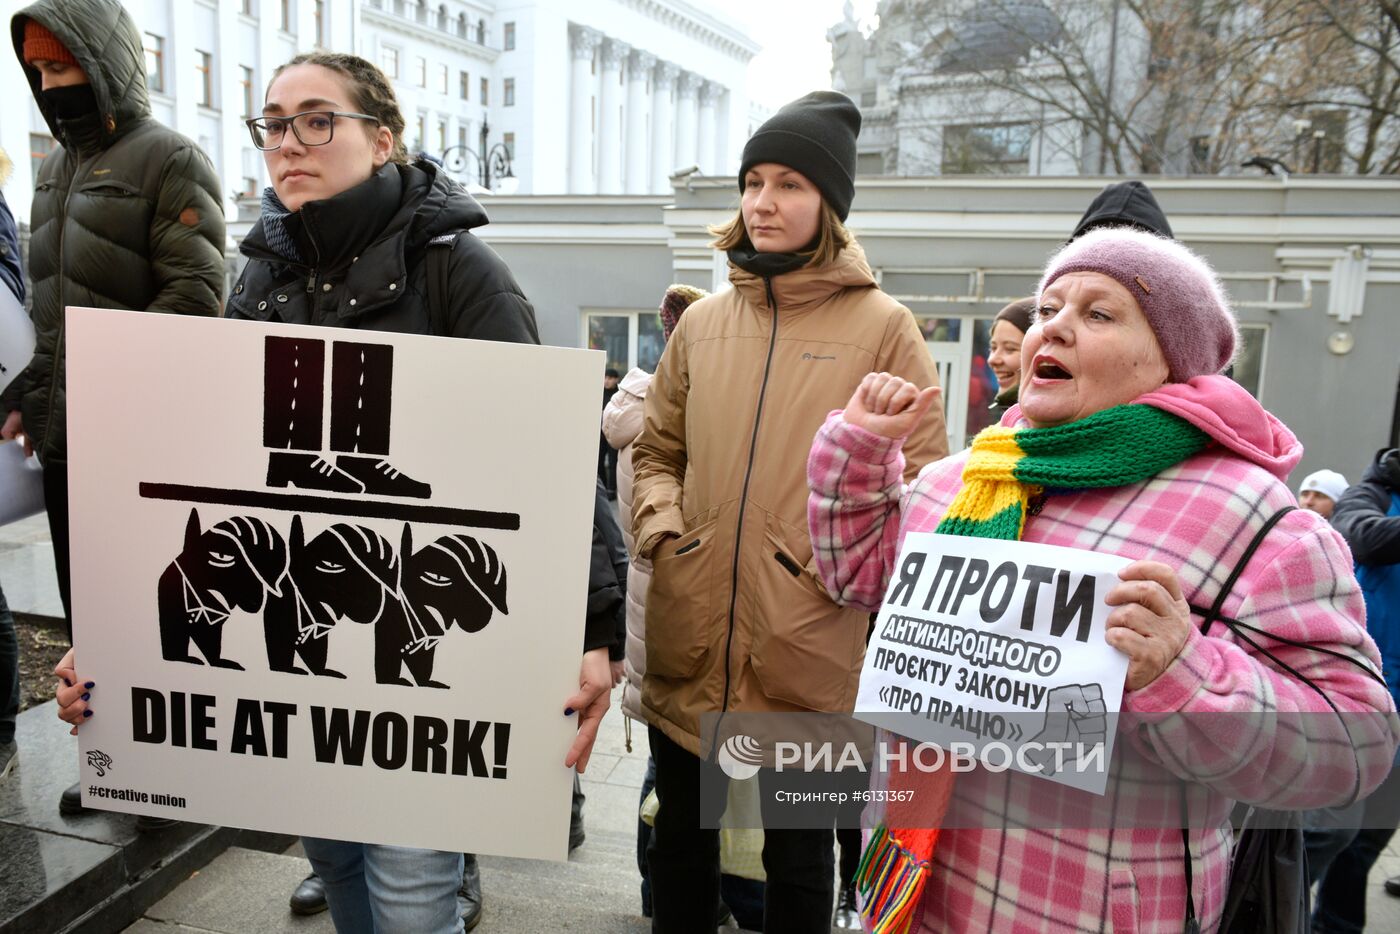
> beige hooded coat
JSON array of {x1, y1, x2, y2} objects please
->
[{"x1": 631, "y1": 240, "x2": 948, "y2": 755}]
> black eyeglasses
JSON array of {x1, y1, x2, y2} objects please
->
[{"x1": 245, "y1": 111, "x2": 379, "y2": 150}]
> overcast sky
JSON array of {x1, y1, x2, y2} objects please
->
[{"x1": 704, "y1": 0, "x2": 879, "y2": 111}]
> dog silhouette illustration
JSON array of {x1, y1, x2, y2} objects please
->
[
  {"x1": 268, "y1": 520, "x2": 401, "y2": 679},
  {"x1": 262, "y1": 336, "x2": 432, "y2": 498},
  {"x1": 379, "y1": 527, "x2": 509, "y2": 689},
  {"x1": 158, "y1": 510, "x2": 286, "y2": 669}
]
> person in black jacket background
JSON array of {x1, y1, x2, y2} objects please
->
[
  {"x1": 1308, "y1": 448, "x2": 1400, "y2": 931},
  {"x1": 1, "y1": 0, "x2": 226, "y2": 649},
  {"x1": 3, "y1": 0, "x2": 228, "y2": 829}
]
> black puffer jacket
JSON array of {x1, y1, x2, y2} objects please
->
[
  {"x1": 1, "y1": 0, "x2": 226, "y2": 462},
  {"x1": 228, "y1": 161, "x2": 620, "y2": 653},
  {"x1": 1333, "y1": 448, "x2": 1400, "y2": 566},
  {"x1": 228, "y1": 160, "x2": 537, "y2": 344}
]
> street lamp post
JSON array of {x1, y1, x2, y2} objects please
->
[{"x1": 440, "y1": 113, "x2": 514, "y2": 189}]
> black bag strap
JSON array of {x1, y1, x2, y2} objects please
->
[
  {"x1": 1190, "y1": 506, "x2": 1296, "y2": 635},
  {"x1": 424, "y1": 231, "x2": 465, "y2": 337},
  {"x1": 1179, "y1": 508, "x2": 1294, "y2": 933},
  {"x1": 1188, "y1": 504, "x2": 1386, "y2": 693}
]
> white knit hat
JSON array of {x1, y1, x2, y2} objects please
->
[{"x1": 1298, "y1": 469, "x2": 1348, "y2": 503}]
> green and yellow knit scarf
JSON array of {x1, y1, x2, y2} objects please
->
[{"x1": 857, "y1": 403, "x2": 1208, "y2": 934}]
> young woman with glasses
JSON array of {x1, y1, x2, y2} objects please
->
[{"x1": 229, "y1": 51, "x2": 615, "y2": 932}]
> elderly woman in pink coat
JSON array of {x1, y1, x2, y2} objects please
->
[{"x1": 807, "y1": 227, "x2": 1398, "y2": 933}]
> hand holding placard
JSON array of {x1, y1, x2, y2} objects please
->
[{"x1": 1104, "y1": 560, "x2": 1193, "y2": 691}]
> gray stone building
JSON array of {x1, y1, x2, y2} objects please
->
[{"x1": 827, "y1": 0, "x2": 1371, "y2": 179}]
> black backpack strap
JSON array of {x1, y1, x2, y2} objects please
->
[{"x1": 424, "y1": 231, "x2": 465, "y2": 337}]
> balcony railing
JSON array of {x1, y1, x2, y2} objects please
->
[{"x1": 366, "y1": 0, "x2": 491, "y2": 47}]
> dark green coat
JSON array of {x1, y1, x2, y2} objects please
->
[{"x1": 0, "y1": 0, "x2": 226, "y2": 462}]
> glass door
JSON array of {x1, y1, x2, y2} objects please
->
[
  {"x1": 918, "y1": 317, "x2": 1000, "y2": 451},
  {"x1": 582, "y1": 311, "x2": 667, "y2": 374}
]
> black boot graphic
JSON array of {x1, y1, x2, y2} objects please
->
[
  {"x1": 336, "y1": 455, "x2": 432, "y2": 498},
  {"x1": 267, "y1": 452, "x2": 365, "y2": 494},
  {"x1": 261, "y1": 337, "x2": 436, "y2": 499}
]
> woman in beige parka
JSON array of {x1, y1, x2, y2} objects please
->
[{"x1": 630, "y1": 90, "x2": 948, "y2": 932}]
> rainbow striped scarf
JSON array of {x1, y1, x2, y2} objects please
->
[{"x1": 857, "y1": 403, "x2": 1208, "y2": 934}]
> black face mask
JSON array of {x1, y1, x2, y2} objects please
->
[{"x1": 41, "y1": 83, "x2": 98, "y2": 120}]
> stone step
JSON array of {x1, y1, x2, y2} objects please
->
[
  {"x1": 127, "y1": 847, "x2": 335, "y2": 934},
  {"x1": 0, "y1": 701, "x2": 296, "y2": 934}
]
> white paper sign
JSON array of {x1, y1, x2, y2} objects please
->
[
  {"x1": 0, "y1": 283, "x2": 33, "y2": 398},
  {"x1": 65, "y1": 306, "x2": 603, "y2": 860},
  {"x1": 855, "y1": 532, "x2": 1131, "y2": 794}
]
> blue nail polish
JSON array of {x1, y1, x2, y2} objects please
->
[
  {"x1": 81, "y1": 692, "x2": 90, "y2": 702},
  {"x1": 84, "y1": 681, "x2": 94, "y2": 689},
  {"x1": 83, "y1": 710, "x2": 93, "y2": 718},
  {"x1": 564, "y1": 707, "x2": 575, "y2": 716}
]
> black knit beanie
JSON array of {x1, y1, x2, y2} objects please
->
[{"x1": 738, "y1": 91, "x2": 861, "y2": 221}]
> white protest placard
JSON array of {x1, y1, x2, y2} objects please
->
[
  {"x1": 65, "y1": 306, "x2": 602, "y2": 860},
  {"x1": 0, "y1": 286, "x2": 45, "y2": 526},
  {"x1": 855, "y1": 532, "x2": 1131, "y2": 794},
  {"x1": 0, "y1": 281, "x2": 33, "y2": 397}
]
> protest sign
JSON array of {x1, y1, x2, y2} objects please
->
[
  {"x1": 0, "y1": 285, "x2": 44, "y2": 525},
  {"x1": 855, "y1": 532, "x2": 1131, "y2": 794},
  {"x1": 0, "y1": 280, "x2": 32, "y2": 397},
  {"x1": 64, "y1": 307, "x2": 602, "y2": 860}
]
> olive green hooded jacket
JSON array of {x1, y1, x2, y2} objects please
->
[{"x1": 1, "y1": 0, "x2": 225, "y2": 462}]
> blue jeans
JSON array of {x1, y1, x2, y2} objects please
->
[
  {"x1": 0, "y1": 583, "x2": 17, "y2": 745},
  {"x1": 301, "y1": 837, "x2": 463, "y2": 934}
]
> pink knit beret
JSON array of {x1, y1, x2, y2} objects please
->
[{"x1": 1037, "y1": 226, "x2": 1238, "y2": 382}]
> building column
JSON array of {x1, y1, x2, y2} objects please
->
[
  {"x1": 697, "y1": 80, "x2": 720, "y2": 175},
  {"x1": 651, "y1": 62, "x2": 679, "y2": 192},
  {"x1": 625, "y1": 50, "x2": 656, "y2": 194},
  {"x1": 568, "y1": 24, "x2": 602, "y2": 194},
  {"x1": 674, "y1": 72, "x2": 700, "y2": 174},
  {"x1": 597, "y1": 38, "x2": 628, "y2": 195}
]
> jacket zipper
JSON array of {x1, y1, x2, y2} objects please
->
[
  {"x1": 712, "y1": 275, "x2": 781, "y2": 754},
  {"x1": 45, "y1": 168, "x2": 84, "y2": 462}
]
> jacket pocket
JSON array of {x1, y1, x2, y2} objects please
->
[
  {"x1": 1108, "y1": 868, "x2": 1139, "y2": 934},
  {"x1": 749, "y1": 517, "x2": 861, "y2": 710},
  {"x1": 644, "y1": 510, "x2": 720, "y2": 680},
  {"x1": 77, "y1": 179, "x2": 142, "y2": 197}
]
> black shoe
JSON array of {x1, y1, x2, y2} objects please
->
[
  {"x1": 135, "y1": 816, "x2": 180, "y2": 833},
  {"x1": 1385, "y1": 874, "x2": 1400, "y2": 897},
  {"x1": 336, "y1": 455, "x2": 432, "y2": 498},
  {"x1": 267, "y1": 452, "x2": 365, "y2": 494},
  {"x1": 834, "y1": 880, "x2": 860, "y2": 929},
  {"x1": 0, "y1": 741, "x2": 15, "y2": 782},
  {"x1": 569, "y1": 820, "x2": 585, "y2": 852},
  {"x1": 59, "y1": 781, "x2": 88, "y2": 816},
  {"x1": 290, "y1": 873, "x2": 328, "y2": 915},
  {"x1": 458, "y1": 853, "x2": 482, "y2": 930}
]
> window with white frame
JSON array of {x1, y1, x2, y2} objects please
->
[
  {"x1": 582, "y1": 310, "x2": 666, "y2": 375},
  {"x1": 1230, "y1": 325, "x2": 1268, "y2": 397}
]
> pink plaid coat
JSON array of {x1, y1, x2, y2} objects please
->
[{"x1": 807, "y1": 377, "x2": 1398, "y2": 934}]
